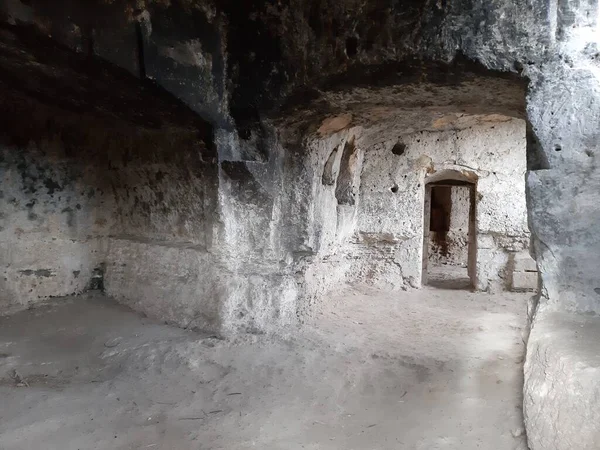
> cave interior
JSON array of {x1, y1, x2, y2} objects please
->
[{"x1": 1, "y1": 1, "x2": 599, "y2": 449}]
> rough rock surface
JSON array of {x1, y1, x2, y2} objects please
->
[
  {"x1": 1, "y1": 1, "x2": 600, "y2": 447},
  {"x1": 0, "y1": 90, "x2": 221, "y2": 330},
  {"x1": 524, "y1": 306, "x2": 600, "y2": 450}
]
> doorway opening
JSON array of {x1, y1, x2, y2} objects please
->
[{"x1": 422, "y1": 178, "x2": 476, "y2": 290}]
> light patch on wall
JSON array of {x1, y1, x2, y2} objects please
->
[
  {"x1": 426, "y1": 168, "x2": 478, "y2": 184},
  {"x1": 415, "y1": 155, "x2": 434, "y2": 173},
  {"x1": 317, "y1": 114, "x2": 352, "y2": 136},
  {"x1": 159, "y1": 39, "x2": 209, "y2": 67},
  {"x1": 480, "y1": 114, "x2": 514, "y2": 123}
]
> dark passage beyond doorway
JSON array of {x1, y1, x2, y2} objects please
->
[{"x1": 423, "y1": 181, "x2": 475, "y2": 290}]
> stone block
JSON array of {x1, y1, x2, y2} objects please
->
[
  {"x1": 512, "y1": 271, "x2": 538, "y2": 291},
  {"x1": 514, "y1": 252, "x2": 537, "y2": 272}
]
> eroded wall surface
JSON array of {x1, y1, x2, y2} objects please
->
[
  {"x1": 300, "y1": 130, "x2": 365, "y2": 309},
  {"x1": 0, "y1": 0, "x2": 539, "y2": 327},
  {"x1": 351, "y1": 118, "x2": 529, "y2": 291},
  {"x1": 0, "y1": 97, "x2": 222, "y2": 332},
  {"x1": 1, "y1": 0, "x2": 597, "y2": 313},
  {"x1": 0, "y1": 134, "x2": 109, "y2": 313},
  {"x1": 290, "y1": 118, "x2": 529, "y2": 309},
  {"x1": 102, "y1": 133, "x2": 221, "y2": 332},
  {"x1": 2, "y1": 2, "x2": 600, "y2": 446}
]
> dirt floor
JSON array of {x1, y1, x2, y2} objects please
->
[
  {"x1": 0, "y1": 285, "x2": 530, "y2": 450},
  {"x1": 426, "y1": 264, "x2": 472, "y2": 290}
]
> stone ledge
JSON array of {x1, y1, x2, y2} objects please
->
[{"x1": 524, "y1": 308, "x2": 600, "y2": 450}]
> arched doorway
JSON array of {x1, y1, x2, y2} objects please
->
[{"x1": 422, "y1": 170, "x2": 477, "y2": 289}]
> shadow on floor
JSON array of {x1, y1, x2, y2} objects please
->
[
  {"x1": 427, "y1": 276, "x2": 472, "y2": 290},
  {"x1": 426, "y1": 265, "x2": 472, "y2": 290}
]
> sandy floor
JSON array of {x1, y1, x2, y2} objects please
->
[{"x1": 0, "y1": 286, "x2": 530, "y2": 450}]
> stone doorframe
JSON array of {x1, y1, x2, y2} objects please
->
[{"x1": 421, "y1": 169, "x2": 478, "y2": 288}]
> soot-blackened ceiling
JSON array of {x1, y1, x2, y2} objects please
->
[
  {"x1": 1, "y1": 0, "x2": 540, "y2": 134},
  {"x1": 274, "y1": 58, "x2": 527, "y2": 143},
  {"x1": 0, "y1": 23, "x2": 213, "y2": 153}
]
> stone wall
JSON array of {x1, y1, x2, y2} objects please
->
[
  {"x1": 0, "y1": 98, "x2": 222, "y2": 331},
  {"x1": 213, "y1": 145, "x2": 302, "y2": 334},
  {"x1": 0, "y1": 2, "x2": 536, "y2": 326},
  {"x1": 288, "y1": 118, "x2": 529, "y2": 306},
  {"x1": 0, "y1": 135, "x2": 109, "y2": 314},
  {"x1": 0, "y1": 0, "x2": 535, "y2": 324},
  {"x1": 2, "y1": 0, "x2": 598, "y2": 314},
  {"x1": 350, "y1": 118, "x2": 529, "y2": 292},
  {"x1": 291, "y1": 128, "x2": 364, "y2": 317},
  {"x1": 101, "y1": 133, "x2": 221, "y2": 332}
]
